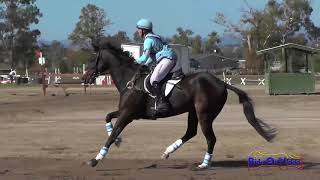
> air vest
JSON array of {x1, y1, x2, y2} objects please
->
[{"x1": 145, "y1": 33, "x2": 177, "y2": 62}]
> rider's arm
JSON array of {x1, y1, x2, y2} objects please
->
[{"x1": 136, "y1": 38, "x2": 153, "y2": 65}]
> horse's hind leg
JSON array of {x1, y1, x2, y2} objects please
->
[
  {"x1": 197, "y1": 113, "x2": 216, "y2": 169},
  {"x1": 161, "y1": 109, "x2": 198, "y2": 159},
  {"x1": 195, "y1": 85, "x2": 227, "y2": 169}
]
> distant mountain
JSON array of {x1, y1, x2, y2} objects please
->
[
  {"x1": 38, "y1": 39, "x2": 50, "y2": 46},
  {"x1": 60, "y1": 40, "x2": 72, "y2": 47},
  {"x1": 37, "y1": 33, "x2": 243, "y2": 49},
  {"x1": 219, "y1": 34, "x2": 242, "y2": 47},
  {"x1": 38, "y1": 39, "x2": 71, "y2": 48}
]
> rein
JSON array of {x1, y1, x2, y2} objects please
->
[
  {"x1": 92, "y1": 49, "x2": 149, "y2": 94},
  {"x1": 123, "y1": 68, "x2": 149, "y2": 93}
]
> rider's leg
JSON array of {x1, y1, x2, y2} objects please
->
[
  {"x1": 150, "y1": 58, "x2": 175, "y2": 113},
  {"x1": 150, "y1": 58, "x2": 176, "y2": 84},
  {"x1": 151, "y1": 81, "x2": 170, "y2": 111}
]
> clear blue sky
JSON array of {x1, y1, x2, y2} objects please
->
[{"x1": 34, "y1": 0, "x2": 320, "y2": 41}]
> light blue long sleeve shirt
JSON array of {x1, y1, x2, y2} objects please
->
[
  {"x1": 136, "y1": 33, "x2": 177, "y2": 65},
  {"x1": 136, "y1": 38, "x2": 154, "y2": 65}
]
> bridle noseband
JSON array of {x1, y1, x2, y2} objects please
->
[{"x1": 93, "y1": 51, "x2": 101, "y2": 78}]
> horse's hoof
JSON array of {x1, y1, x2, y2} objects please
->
[
  {"x1": 87, "y1": 159, "x2": 99, "y2": 167},
  {"x1": 197, "y1": 163, "x2": 210, "y2": 169},
  {"x1": 115, "y1": 137, "x2": 122, "y2": 147},
  {"x1": 161, "y1": 153, "x2": 169, "y2": 159}
]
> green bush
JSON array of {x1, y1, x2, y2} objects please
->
[{"x1": 311, "y1": 54, "x2": 320, "y2": 72}]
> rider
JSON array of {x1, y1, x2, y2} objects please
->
[{"x1": 135, "y1": 18, "x2": 178, "y2": 115}]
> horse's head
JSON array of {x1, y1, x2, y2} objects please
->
[
  {"x1": 82, "y1": 37, "x2": 140, "y2": 84},
  {"x1": 82, "y1": 37, "x2": 119, "y2": 84},
  {"x1": 82, "y1": 55, "x2": 100, "y2": 85},
  {"x1": 82, "y1": 51, "x2": 104, "y2": 84}
]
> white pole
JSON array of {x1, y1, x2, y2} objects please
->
[
  {"x1": 58, "y1": 68, "x2": 61, "y2": 79},
  {"x1": 83, "y1": 64, "x2": 85, "y2": 74},
  {"x1": 25, "y1": 66, "x2": 29, "y2": 78},
  {"x1": 223, "y1": 71, "x2": 226, "y2": 82}
]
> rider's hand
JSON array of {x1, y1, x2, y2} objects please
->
[
  {"x1": 138, "y1": 65, "x2": 149, "y2": 72},
  {"x1": 133, "y1": 61, "x2": 140, "y2": 66}
]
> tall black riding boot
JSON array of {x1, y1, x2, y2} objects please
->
[{"x1": 152, "y1": 82, "x2": 170, "y2": 115}]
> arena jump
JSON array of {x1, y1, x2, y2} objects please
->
[{"x1": 42, "y1": 74, "x2": 113, "y2": 96}]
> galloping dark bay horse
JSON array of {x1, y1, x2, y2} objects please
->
[{"x1": 82, "y1": 38, "x2": 277, "y2": 169}]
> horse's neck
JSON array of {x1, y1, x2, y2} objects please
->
[{"x1": 109, "y1": 64, "x2": 138, "y2": 92}]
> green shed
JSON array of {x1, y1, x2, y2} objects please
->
[{"x1": 257, "y1": 43, "x2": 319, "y2": 95}]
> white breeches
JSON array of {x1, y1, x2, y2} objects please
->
[{"x1": 150, "y1": 58, "x2": 176, "y2": 85}]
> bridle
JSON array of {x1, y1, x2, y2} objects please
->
[{"x1": 92, "y1": 50, "x2": 101, "y2": 78}]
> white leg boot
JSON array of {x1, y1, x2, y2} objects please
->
[
  {"x1": 198, "y1": 152, "x2": 213, "y2": 169},
  {"x1": 161, "y1": 139, "x2": 183, "y2": 159},
  {"x1": 105, "y1": 122, "x2": 122, "y2": 147},
  {"x1": 95, "y1": 146, "x2": 108, "y2": 160}
]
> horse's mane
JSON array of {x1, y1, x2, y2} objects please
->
[
  {"x1": 92, "y1": 36, "x2": 150, "y2": 74},
  {"x1": 92, "y1": 36, "x2": 135, "y2": 64}
]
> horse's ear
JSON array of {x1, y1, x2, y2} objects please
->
[
  {"x1": 91, "y1": 39, "x2": 100, "y2": 52},
  {"x1": 105, "y1": 36, "x2": 121, "y2": 49},
  {"x1": 123, "y1": 51, "x2": 131, "y2": 57}
]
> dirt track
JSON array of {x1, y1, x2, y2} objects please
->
[{"x1": 0, "y1": 86, "x2": 320, "y2": 180}]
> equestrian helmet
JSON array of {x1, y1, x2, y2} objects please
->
[{"x1": 136, "y1": 18, "x2": 153, "y2": 30}]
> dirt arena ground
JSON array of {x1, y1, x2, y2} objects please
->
[{"x1": 0, "y1": 85, "x2": 320, "y2": 180}]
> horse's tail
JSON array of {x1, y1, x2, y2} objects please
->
[{"x1": 225, "y1": 84, "x2": 277, "y2": 142}]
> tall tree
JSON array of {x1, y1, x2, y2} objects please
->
[
  {"x1": 215, "y1": 2, "x2": 269, "y2": 50},
  {"x1": 214, "y1": 0, "x2": 320, "y2": 74},
  {"x1": 0, "y1": 0, "x2": 42, "y2": 69},
  {"x1": 112, "y1": 31, "x2": 130, "y2": 44},
  {"x1": 65, "y1": 48, "x2": 93, "y2": 68},
  {"x1": 15, "y1": 29, "x2": 40, "y2": 69},
  {"x1": 204, "y1": 31, "x2": 221, "y2": 54},
  {"x1": 133, "y1": 31, "x2": 170, "y2": 44},
  {"x1": 276, "y1": 0, "x2": 320, "y2": 45},
  {"x1": 214, "y1": 0, "x2": 320, "y2": 50},
  {"x1": 171, "y1": 27, "x2": 193, "y2": 46},
  {"x1": 191, "y1": 35, "x2": 202, "y2": 54},
  {"x1": 133, "y1": 31, "x2": 143, "y2": 43},
  {"x1": 69, "y1": 4, "x2": 111, "y2": 49},
  {"x1": 41, "y1": 40, "x2": 65, "y2": 71}
]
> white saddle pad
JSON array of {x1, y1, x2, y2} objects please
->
[
  {"x1": 144, "y1": 74, "x2": 182, "y2": 97},
  {"x1": 164, "y1": 79, "x2": 182, "y2": 96}
]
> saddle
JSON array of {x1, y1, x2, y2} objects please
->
[
  {"x1": 141, "y1": 69, "x2": 184, "y2": 119},
  {"x1": 143, "y1": 69, "x2": 185, "y2": 97}
]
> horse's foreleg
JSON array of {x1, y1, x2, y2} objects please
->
[
  {"x1": 88, "y1": 112, "x2": 133, "y2": 167},
  {"x1": 105, "y1": 110, "x2": 119, "y2": 124},
  {"x1": 161, "y1": 109, "x2": 198, "y2": 159},
  {"x1": 105, "y1": 111, "x2": 122, "y2": 147}
]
